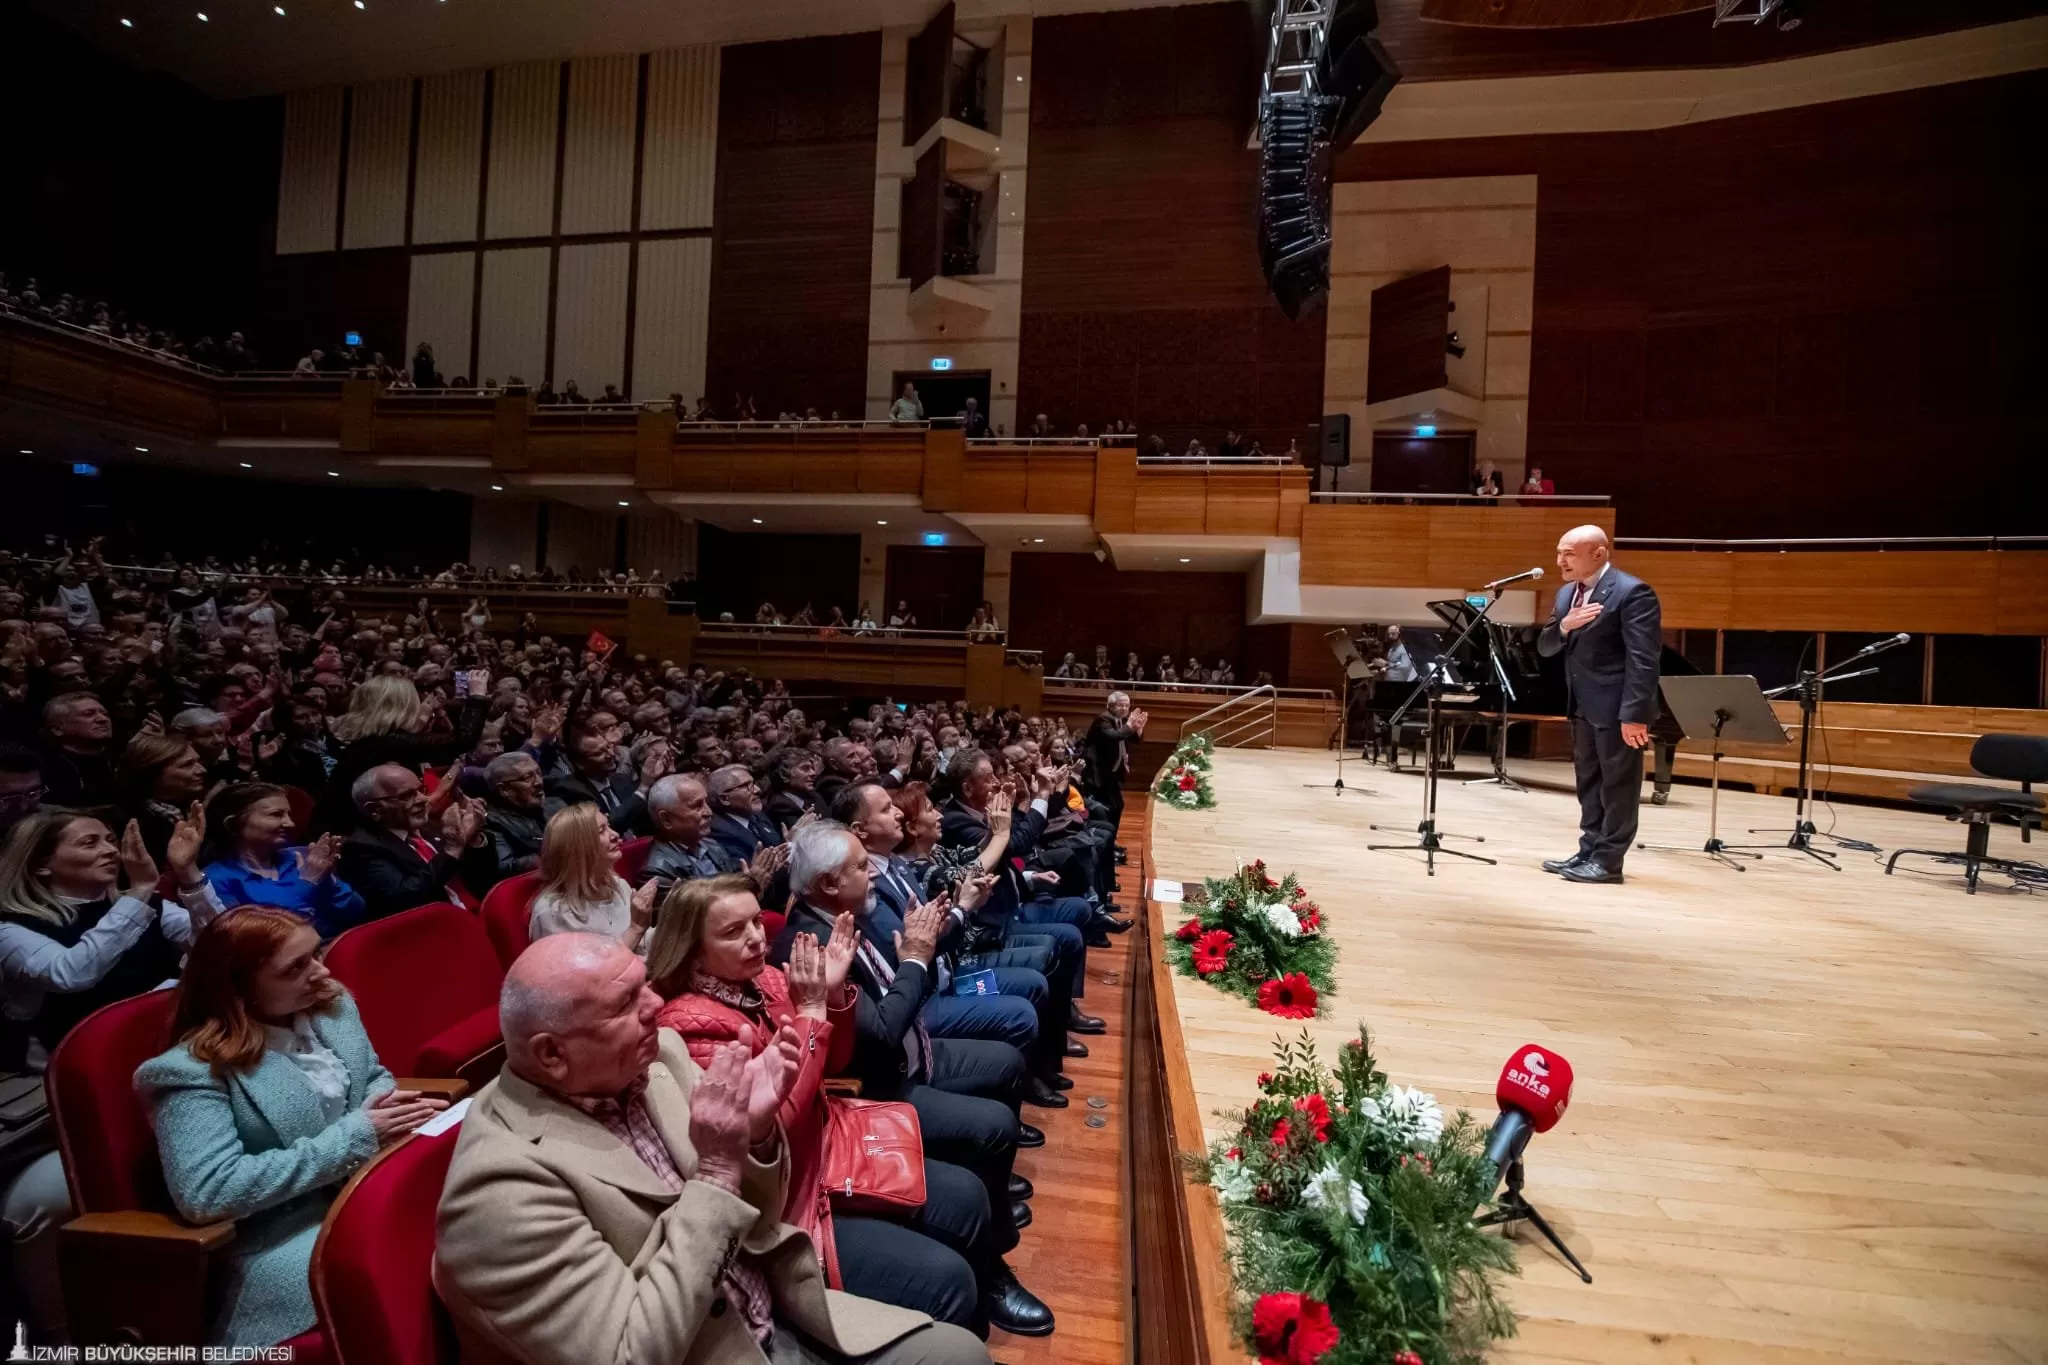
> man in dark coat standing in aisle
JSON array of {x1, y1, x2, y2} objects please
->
[
  {"x1": 1081, "y1": 691, "x2": 1146, "y2": 894},
  {"x1": 1536, "y1": 524, "x2": 1661, "y2": 884}
]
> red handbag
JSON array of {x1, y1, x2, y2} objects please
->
[{"x1": 820, "y1": 1098, "x2": 926, "y2": 1214}]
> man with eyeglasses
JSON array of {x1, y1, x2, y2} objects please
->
[
  {"x1": 704, "y1": 763, "x2": 780, "y2": 865},
  {"x1": 338, "y1": 762, "x2": 496, "y2": 923},
  {"x1": 0, "y1": 744, "x2": 45, "y2": 840},
  {"x1": 480, "y1": 750, "x2": 547, "y2": 888}
]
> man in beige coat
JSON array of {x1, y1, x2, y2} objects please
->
[{"x1": 434, "y1": 932, "x2": 989, "y2": 1365}]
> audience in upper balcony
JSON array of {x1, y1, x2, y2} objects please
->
[
  {"x1": 961, "y1": 396, "x2": 990, "y2": 437},
  {"x1": 892, "y1": 382, "x2": 927, "y2": 422},
  {"x1": 1522, "y1": 465, "x2": 1556, "y2": 495}
]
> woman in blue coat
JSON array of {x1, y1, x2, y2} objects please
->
[
  {"x1": 134, "y1": 908, "x2": 447, "y2": 1345},
  {"x1": 199, "y1": 784, "x2": 366, "y2": 939}
]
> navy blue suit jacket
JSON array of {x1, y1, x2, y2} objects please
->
[{"x1": 1536, "y1": 565, "x2": 1662, "y2": 727}]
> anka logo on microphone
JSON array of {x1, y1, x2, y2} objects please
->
[{"x1": 1506, "y1": 1050, "x2": 1552, "y2": 1097}]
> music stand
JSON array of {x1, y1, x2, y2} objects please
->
[
  {"x1": 1637, "y1": 675, "x2": 1787, "y2": 872},
  {"x1": 1304, "y1": 629, "x2": 1378, "y2": 797}
]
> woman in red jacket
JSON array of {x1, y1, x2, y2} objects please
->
[{"x1": 647, "y1": 873, "x2": 1008, "y2": 1336}]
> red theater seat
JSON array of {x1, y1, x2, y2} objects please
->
[
  {"x1": 617, "y1": 835, "x2": 653, "y2": 882},
  {"x1": 311, "y1": 1129, "x2": 462, "y2": 1365},
  {"x1": 479, "y1": 870, "x2": 543, "y2": 970},
  {"x1": 48, "y1": 989, "x2": 331, "y2": 1359},
  {"x1": 324, "y1": 903, "x2": 505, "y2": 1089}
]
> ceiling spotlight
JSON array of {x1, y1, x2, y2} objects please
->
[
  {"x1": 751, "y1": 517, "x2": 764, "y2": 524},
  {"x1": 197, "y1": 11, "x2": 208, "y2": 20},
  {"x1": 326, "y1": 470, "x2": 340, "y2": 477},
  {"x1": 353, "y1": 0, "x2": 365, "y2": 8},
  {"x1": 617, "y1": 499, "x2": 630, "y2": 507},
  {"x1": 489, "y1": 483, "x2": 504, "y2": 491},
  {"x1": 134, "y1": 445, "x2": 149, "y2": 452},
  {"x1": 1179, "y1": 557, "x2": 1192, "y2": 563},
  {"x1": 1032, "y1": 537, "x2": 1045, "y2": 544},
  {"x1": 876, "y1": 519, "x2": 889, "y2": 526},
  {"x1": 238, "y1": 461, "x2": 253, "y2": 468},
  {"x1": 274, "y1": 5, "x2": 285, "y2": 13},
  {"x1": 120, "y1": 17, "x2": 134, "y2": 27},
  {"x1": 17, "y1": 449, "x2": 31, "y2": 455}
]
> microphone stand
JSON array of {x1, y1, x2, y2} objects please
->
[
  {"x1": 1477, "y1": 1158, "x2": 1593, "y2": 1283},
  {"x1": 1368, "y1": 589, "x2": 1502, "y2": 875},
  {"x1": 1462, "y1": 621, "x2": 1525, "y2": 793},
  {"x1": 1730, "y1": 639, "x2": 1901, "y2": 864}
]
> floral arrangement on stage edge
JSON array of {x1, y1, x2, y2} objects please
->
[
  {"x1": 1191, "y1": 1029, "x2": 1519, "y2": 1365},
  {"x1": 1154, "y1": 731, "x2": 1218, "y2": 810},
  {"x1": 1167, "y1": 861, "x2": 1335, "y2": 1017}
]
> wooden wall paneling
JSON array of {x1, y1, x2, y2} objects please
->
[
  {"x1": 1633, "y1": 550, "x2": 2048, "y2": 635},
  {"x1": 276, "y1": 88, "x2": 344, "y2": 255},
  {"x1": 1024, "y1": 450, "x2": 1098, "y2": 515},
  {"x1": 1366, "y1": 265, "x2": 1452, "y2": 403},
  {"x1": 1276, "y1": 477, "x2": 1308, "y2": 538},
  {"x1": 484, "y1": 61, "x2": 561, "y2": 240},
  {"x1": 412, "y1": 71, "x2": 487, "y2": 244},
  {"x1": 706, "y1": 34, "x2": 880, "y2": 419},
  {"x1": 802, "y1": 447, "x2": 862, "y2": 494},
  {"x1": 1623, "y1": 551, "x2": 1736, "y2": 629},
  {"x1": 1199, "y1": 470, "x2": 1279, "y2": 537},
  {"x1": 476, "y1": 246, "x2": 552, "y2": 388},
  {"x1": 341, "y1": 77, "x2": 413, "y2": 251},
  {"x1": 559, "y1": 54, "x2": 639, "y2": 236},
  {"x1": 920, "y1": 426, "x2": 965, "y2": 509},
  {"x1": 903, "y1": 3, "x2": 954, "y2": 148},
  {"x1": 960, "y1": 450, "x2": 1030, "y2": 513},
  {"x1": 1296, "y1": 503, "x2": 1428, "y2": 585},
  {"x1": 1995, "y1": 553, "x2": 2048, "y2": 635},
  {"x1": 729, "y1": 449, "x2": 797, "y2": 494},
  {"x1": 0, "y1": 322, "x2": 219, "y2": 441},
  {"x1": 1133, "y1": 469, "x2": 1210, "y2": 536},
  {"x1": 1334, "y1": 73, "x2": 2048, "y2": 538},
  {"x1": 632, "y1": 236, "x2": 713, "y2": 406},
  {"x1": 668, "y1": 444, "x2": 734, "y2": 492},
  {"x1": 1008, "y1": 553, "x2": 1250, "y2": 670},
  {"x1": 551, "y1": 241, "x2": 631, "y2": 395},
  {"x1": 639, "y1": 46, "x2": 721, "y2": 232},
  {"x1": 902, "y1": 143, "x2": 946, "y2": 292},
  {"x1": 1420, "y1": 504, "x2": 1610, "y2": 586},
  {"x1": 858, "y1": 447, "x2": 928, "y2": 496},
  {"x1": 1093, "y1": 443, "x2": 1137, "y2": 533}
]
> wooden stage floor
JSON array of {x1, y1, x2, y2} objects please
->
[{"x1": 1148, "y1": 749, "x2": 2048, "y2": 1365}]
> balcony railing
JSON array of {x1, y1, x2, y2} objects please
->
[
  {"x1": 1310, "y1": 490, "x2": 1611, "y2": 506},
  {"x1": 1617, "y1": 535, "x2": 2048, "y2": 552}
]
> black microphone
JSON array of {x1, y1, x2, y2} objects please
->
[
  {"x1": 1852, "y1": 632, "x2": 1911, "y2": 657},
  {"x1": 1483, "y1": 1108, "x2": 1534, "y2": 1173},
  {"x1": 1481, "y1": 567, "x2": 1545, "y2": 591}
]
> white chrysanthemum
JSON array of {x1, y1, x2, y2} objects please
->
[
  {"x1": 1361, "y1": 1084, "x2": 1445, "y2": 1147},
  {"x1": 1262, "y1": 902, "x2": 1302, "y2": 938},
  {"x1": 1301, "y1": 1163, "x2": 1370, "y2": 1223},
  {"x1": 1213, "y1": 1154, "x2": 1257, "y2": 1205}
]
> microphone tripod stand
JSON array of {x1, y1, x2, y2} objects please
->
[
  {"x1": 1730, "y1": 638, "x2": 1903, "y2": 865},
  {"x1": 1462, "y1": 622, "x2": 1525, "y2": 793},
  {"x1": 1477, "y1": 1158, "x2": 1592, "y2": 1283},
  {"x1": 1369, "y1": 591, "x2": 1501, "y2": 875}
]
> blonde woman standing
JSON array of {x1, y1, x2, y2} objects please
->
[{"x1": 313, "y1": 674, "x2": 486, "y2": 836}]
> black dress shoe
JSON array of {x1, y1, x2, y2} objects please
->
[
  {"x1": 1560, "y1": 860, "x2": 1623, "y2": 884},
  {"x1": 1010, "y1": 1199, "x2": 1034, "y2": 1230},
  {"x1": 1065, "y1": 1037, "x2": 1089, "y2": 1058},
  {"x1": 1046, "y1": 1073, "x2": 1074, "y2": 1090},
  {"x1": 1016, "y1": 1121, "x2": 1045, "y2": 1147},
  {"x1": 1024, "y1": 1076, "x2": 1069, "y2": 1108},
  {"x1": 1067, "y1": 1008, "x2": 1106, "y2": 1035},
  {"x1": 1541, "y1": 853, "x2": 1589, "y2": 874},
  {"x1": 1008, "y1": 1173, "x2": 1034, "y2": 1200},
  {"x1": 1084, "y1": 927, "x2": 1111, "y2": 948},
  {"x1": 1093, "y1": 914, "x2": 1134, "y2": 935},
  {"x1": 984, "y1": 1261, "x2": 1056, "y2": 1337},
  {"x1": 1114, "y1": 846, "x2": 1128, "y2": 863}
]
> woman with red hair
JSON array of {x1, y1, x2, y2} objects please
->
[{"x1": 134, "y1": 908, "x2": 447, "y2": 1346}]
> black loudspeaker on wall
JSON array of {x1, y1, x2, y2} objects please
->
[{"x1": 1320, "y1": 413, "x2": 1352, "y2": 467}]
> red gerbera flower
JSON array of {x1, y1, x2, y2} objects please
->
[
  {"x1": 1299, "y1": 908, "x2": 1321, "y2": 932},
  {"x1": 1251, "y1": 1291, "x2": 1341, "y2": 1365},
  {"x1": 1256, "y1": 1071, "x2": 1274, "y2": 1090},
  {"x1": 1268, "y1": 1118, "x2": 1292, "y2": 1151},
  {"x1": 1257, "y1": 973, "x2": 1319, "y2": 1019},
  {"x1": 1192, "y1": 929, "x2": 1234, "y2": 976},
  {"x1": 1178, "y1": 770, "x2": 1198, "y2": 792},
  {"x1": 1226, "y1": 1146, "x2": 1241, "y2": 1160},
  {"x1": 1293, "y1": 1093, "x2": 1332, "y2": 1143},
  {"x1": 1175, "y1": 917, "x2": 1203, "y2": 942}
]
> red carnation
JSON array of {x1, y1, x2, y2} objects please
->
[
  {"x1": 1226, "y1": 1146, "x2": 1241, "y2": 1160},
  {"x1": 1175, "y1": 917, "x2": 1203, "y2": 942},
  {"x1": 1268, "y1": 1118, "x2": 1292, "y2": 1151},
  {"x1": 1178, "y1": 770, "x2": 1198, "y2": 792},
  {"x1": 1299, "y1": 908, "x2": 1321, "y2": 932},
  {"x1": 1394, "y1": 1353, "x2": 1425, "y2": 1365},
  {"x1": 1257, "y1": 973, "x2": 1319, "y2": 1019},
  {"x1": 1291, "y1": 884, "x2": 1306, "y2": 900},
  {"x1": 1192, "y1": 929, "x2": 1234, "y2": 976},
  {"x1": 1293, "y1": 1093, "x2": 1332, "y2": 1143},
  {"x1": 1257, "y1": 1071, "x2": 1274, "y2": 1089},
  {"x1": 1251, "y1": 1291, "x2": 1341, "y2": 1365}
]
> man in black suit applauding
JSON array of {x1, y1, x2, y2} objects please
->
[{"x1": 1536, "y1": 525, "x2": 1661, "y2": 884}]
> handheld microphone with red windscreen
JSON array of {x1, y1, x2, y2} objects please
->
[{"x1": 1483, "y1": 1044, "x2": 1574, "y2": 1174}]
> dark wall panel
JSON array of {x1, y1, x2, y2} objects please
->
[
  {"x1": 694, "y1": 526, "x2": 861, "y2": 625},
  {"x1": 884, "y1": 545, "x2": 985, "y2": 631},
  {"x1": 706, "y1": 33, "x2": 880, "y2": 421},
  {"x1": 1018, "y1": 4, "x2": 1325, "y2": 453},
  {"x1": 1336, "y1": 71, "x2": 2048, "y2": 537},
  {"x1": 1008, "y1": 552, "x2": 1247, "y2": 672}
]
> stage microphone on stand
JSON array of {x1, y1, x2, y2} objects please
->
[
  {"x1": 1476, "y1": 1044, "x2": 1591, "y2": 1282},
  {"x1": 1479, "y1": 567, "x2": 1545, "y2": 592},
  {"x1": 1850, "y1": 632, "x2": 1911, "y2": 658}
]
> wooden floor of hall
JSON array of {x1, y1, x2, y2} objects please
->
[
  {"x1": 1149, "y1": 749, "x2": 2048, "y2": 1365},
  {"x1": 995, "y1": 801, "x2": 1144, "y2": 1364}
]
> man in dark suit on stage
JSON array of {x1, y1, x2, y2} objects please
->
[
  {"x1": 1081, "y1": 691, "x2": 1147, "y2": 894},
  {"x1": 1536, "y1": 524, "x2": 1661, "y2": 884}
]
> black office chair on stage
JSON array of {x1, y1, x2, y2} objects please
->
[{"x1": 1885, "y1": 733, "x2": 2048, "y2": 893}]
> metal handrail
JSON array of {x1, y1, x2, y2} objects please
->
[
  {"x1": 1615, "y1": 535, "x2": 2048, "y2": 551},
  {"x1": 1310, "y1": 490, "x2": 1612, "y2": 505},
  {"x1": 1138, "y1": 455, "x2": 1302, "y2": 467},
  {"x1": 698, "y1": 620, "x2": 1002, "y2": 644},
  {"x1": 0, "y1": 302, "x2": 228, "y2": 376},
  {"x1": 1044, "y1": 677, "x2": 1331, "y2": 700},
  {"x1": 1179, "y1": 684, "x2": 1278, "y2": 749}
]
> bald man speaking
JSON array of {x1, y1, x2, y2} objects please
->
[{"x1": 1535, "y1": 525, "x2": 1661, "y2": 884}]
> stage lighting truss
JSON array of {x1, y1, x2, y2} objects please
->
[
  {"x1": 1264, "y1": 0, "x2": 1334, "y2": 101},
  {"x1": 1711, "y1": 0, "x2": 1781, "y2": 25}
]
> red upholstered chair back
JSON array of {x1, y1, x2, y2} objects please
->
[
  {"x1": 323, "y1": 904, "x2": 503, "y2": 1075},
  {"x1": 760, "y1": 908, "x2": 787, "y2": 944},
  {"x1": 48, "y1": 988, "x2": 178, "y2": 1215},
  {"x1": 479, "y1": 872, "x2": 543, "y2": 971},
  {"x1": 616, "y1": 836, "x2": 653, "y2": 883},
  {"x1": 283, "y1": 785, "x2": 316, "y2": 836},
  {"x1": 311, "y1": 1128, "x2": 462, "y2": 1365}
]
